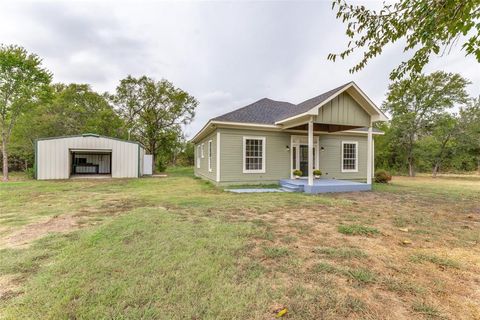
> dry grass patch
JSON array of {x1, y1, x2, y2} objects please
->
[{"x1": 1, "y1": 170, "x2": 480, "y2": 319}]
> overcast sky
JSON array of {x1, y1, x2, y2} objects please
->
[{"x1": 1, "y1": 1, "x2": 479, "y2": 137}]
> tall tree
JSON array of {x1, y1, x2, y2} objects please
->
[
  {"x1": 0, "y1": 45, "x2": 52, "y2": 181},
  {"x1": 42, "y1": 83, "x2": 126, "y2": 137},
  {"x1": 9, "y1": 83, "x2": 126, "y2": 169},
  {"x1": 382, "y1": 72, "x2": 470, "y2": 176},
  {"x1": 110, "y1": 75, "x2": 197, "y2": 167},
  {"x1": 329, "y1": 0, "x2": 480, "y2": 80},
  {"x1": 456, "y1": 98, "x2": 480, "y2": 171},
  {"x1": 428, "y1": 113, "x2": 459, "y2": 177}
]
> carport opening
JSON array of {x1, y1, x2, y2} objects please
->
[{"x1": 70, "y1": 150, "x2": 112, "y2": 177}]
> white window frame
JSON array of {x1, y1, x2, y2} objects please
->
[
  {"x1": 201, "y1": 143, "x2": 205, "y2": 158},
  {"x1": 243, "y1": 136, "x2": 266, "y2": 174},
  {"x1": 196, "y1": 145, "x2": 201, "y2": 169},
  {"x1": 208, "y1": 140, "x2": 213, "y2": 172},
  {"x1": 341, "y1": 141, "x2": 358, "y2": 172}
]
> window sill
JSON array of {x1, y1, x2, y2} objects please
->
[{"x1": 243, "y1": 170, "x2": 266, "y2": 174}]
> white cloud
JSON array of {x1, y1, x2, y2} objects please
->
[{"x1": 0, "y1": 1, "x2": 478, "y2": 136}]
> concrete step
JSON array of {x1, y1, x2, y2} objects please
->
[
  {"x1": 280, "y1": 186, "x2": 301, "y2": 192},
  {"x1": 279, "y1": 183, "x2": 304, "y2": 192}
]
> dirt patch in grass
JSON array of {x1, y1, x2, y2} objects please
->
[
  {"x1": 0, "y1": 215, "x2": 81, "y2": 249},
  {"x1": 0, "y1": 274, "x2": 23, "y2": 302}
]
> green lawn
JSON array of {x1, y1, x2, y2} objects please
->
[{"x1": 0, "y1": 168, "x2": 479, "y2": 319}]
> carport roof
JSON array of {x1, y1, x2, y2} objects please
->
[{"x1": 36, "y1": 134, "x2": 144, "y2": 148}]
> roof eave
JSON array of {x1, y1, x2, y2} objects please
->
[{"x1": 190, "y1": 120, "x2": 281, "y2": 143}]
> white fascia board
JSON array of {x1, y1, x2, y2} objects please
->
[{"x1": 190, "y1": 121, "x2": 281, "y2": 143}]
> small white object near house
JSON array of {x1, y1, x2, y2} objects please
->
[
  {"x1": 143, "y1": 155, "x2": 153, "y2": 175},
  {"x1": 35, "y1": 133, "x2": 149, "y2": 180}
]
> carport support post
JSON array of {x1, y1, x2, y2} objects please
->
[
  {"x1": 308, "y1": 116, "x2": 314, "y2": 186},
  {"x1": 367, "y1": 125, "x2": 373, "y2": 184}
]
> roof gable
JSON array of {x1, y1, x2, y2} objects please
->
[{"x1": 191, "y1": 82, "x2": 388, "y2": 142}]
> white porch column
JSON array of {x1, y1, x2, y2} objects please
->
[
  {"x1": 367, "y1": 125, "x2": 373, "y2": 184},
  {"x1": 308, "y1": 117, "x2": 314, "y2": 186}
]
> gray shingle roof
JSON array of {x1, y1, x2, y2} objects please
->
[
  {"x1": 212, "y1": 98, "x2": 297, "y2": 124},
  {"x1": 293, "y1": 82, "x2": 352, "y2": 116},
  {"x1": 212, "y1": 82, "x2": 353, "y2": 125}
]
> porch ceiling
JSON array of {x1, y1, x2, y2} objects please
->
[{"x1": 287, "y1": 123, "x2": 364, "y2": 133}]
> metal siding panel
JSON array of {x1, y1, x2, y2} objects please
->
[{"x1": 36, "y1": 136, "x2": 140, "y2": 179}]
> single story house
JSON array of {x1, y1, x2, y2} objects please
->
[
  {"x1": 35, "y1": 133, "x2": 151, "y2": 180},
  {"x1": 191, "y1": 82, "x2": 388, "y2": 193}
]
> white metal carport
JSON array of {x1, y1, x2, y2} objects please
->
[{"x1": 35, "y1": 133, "x2": 148, "y2": 180}]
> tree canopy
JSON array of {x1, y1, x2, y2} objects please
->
[
  {"x1": 329, "y1": 0, "x2": 480, "y2": 79},
  {"x1": 110, "y1": 75, "x2": 197, "y2": 168},
  {"x1": 0, "y1": 44, "x2": 52, "y2": 181},
  {"x1": 9, "y1": 83, "x2": 127, "y2": 170},
  {"x1": 381, "y1": 71, "x2": 470, "y2": 176}
]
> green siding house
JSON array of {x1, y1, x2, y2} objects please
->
[{"x1": 191, "y1": 82, "x2": 388, "y2": 190}]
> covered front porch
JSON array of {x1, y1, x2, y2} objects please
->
[
  {"x1": 277, "y1": 85, "x2": 380, "y2": 193},
  {"x1": 282, "y1": 119, "x2": 374, "y2": 193}
]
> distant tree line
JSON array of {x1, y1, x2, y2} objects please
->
[
  {"x1": 0, "y1": 45, "x2": 196, "y2": 181},
  {"x1": 1, "y1": 45, "x2": 479, "y2": 181},
  {"x1": 375, "y1": 72, "x2": 480, "y2": 176},
  {"x1": 331, "y1": 0, "x2": 480, "y2": 176}
]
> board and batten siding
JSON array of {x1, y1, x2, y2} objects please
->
[
  {"x1": 218, "y1": 128, "x2": 290, "y2": 185},
  {"x1": 316, "y1": 92, "x2": 371, "y2": 127},
  {"x1": 194, "y1": 131, "x2": 217, "y2": 182},
  {"x1": 36, "y1": 136, "x2": 142, "y2": 179}
]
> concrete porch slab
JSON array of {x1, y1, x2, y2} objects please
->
[
  {"x1": 225, "y1": 188, "x2": 284, "y2": 193},
  {"x1": 280, "y1": 178, "x2": 371, "y2": 194}
]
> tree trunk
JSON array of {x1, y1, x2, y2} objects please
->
[
  {"x1": 407, "y1": 152, "x2": 415, "y2": 177},
  {"x1": 408, "y1": 161, "x2": 415, "y2": 177},
  {"x1": 2, "y1": 134, "x2": 8, "y2": 182},
  {"x1": 432, "y1": 162, "x2": 440, "y2": 177}
]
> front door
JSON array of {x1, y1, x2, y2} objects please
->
[
  {"x1": 299, "y1": 145, "x2": 309, "y2": 176},
  {"x1": 291, "y1": 136, "x2": 319, "y2": 178}
]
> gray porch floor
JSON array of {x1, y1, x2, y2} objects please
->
[
  {"x1": 280, "y1": 178, "x2": 371, "y2": 194},
  {"x1": 225, "y1": 188, "x2": 284, "y2": 193}
]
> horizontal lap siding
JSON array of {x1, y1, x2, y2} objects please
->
[
  {"x1": 219, "y1": 128, "x2": 290, "y2": 184},
  {"x1": 194, "y1": 131, "x2": 217, "y2": 182},
  {"x1": 319, "y1": 135, "x2": 368, "y2": 180}
]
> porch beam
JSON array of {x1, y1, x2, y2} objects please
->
[
  {"x1": 308, "y1": 117, "x2": 314, "y2": 186},
  {"x1": 367, "y1": 125, "x2": 373, "y2": 184}
]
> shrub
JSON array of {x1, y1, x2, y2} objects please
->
[
  {"x1": 156, "y1": 158, "x2": 168, "y2": 173},
  {"x1": 293, "y1": 169, "x2": 302, "y2": 177},
  {"x1": 24, "y1": 167, "x2": 35, "y2": 179},
  {"x1": 313, "y1": 169, "x2": 322, "y2": 176},
  {"x1": 374, "y1": 169, "x2": 392, "y2": 183}
]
